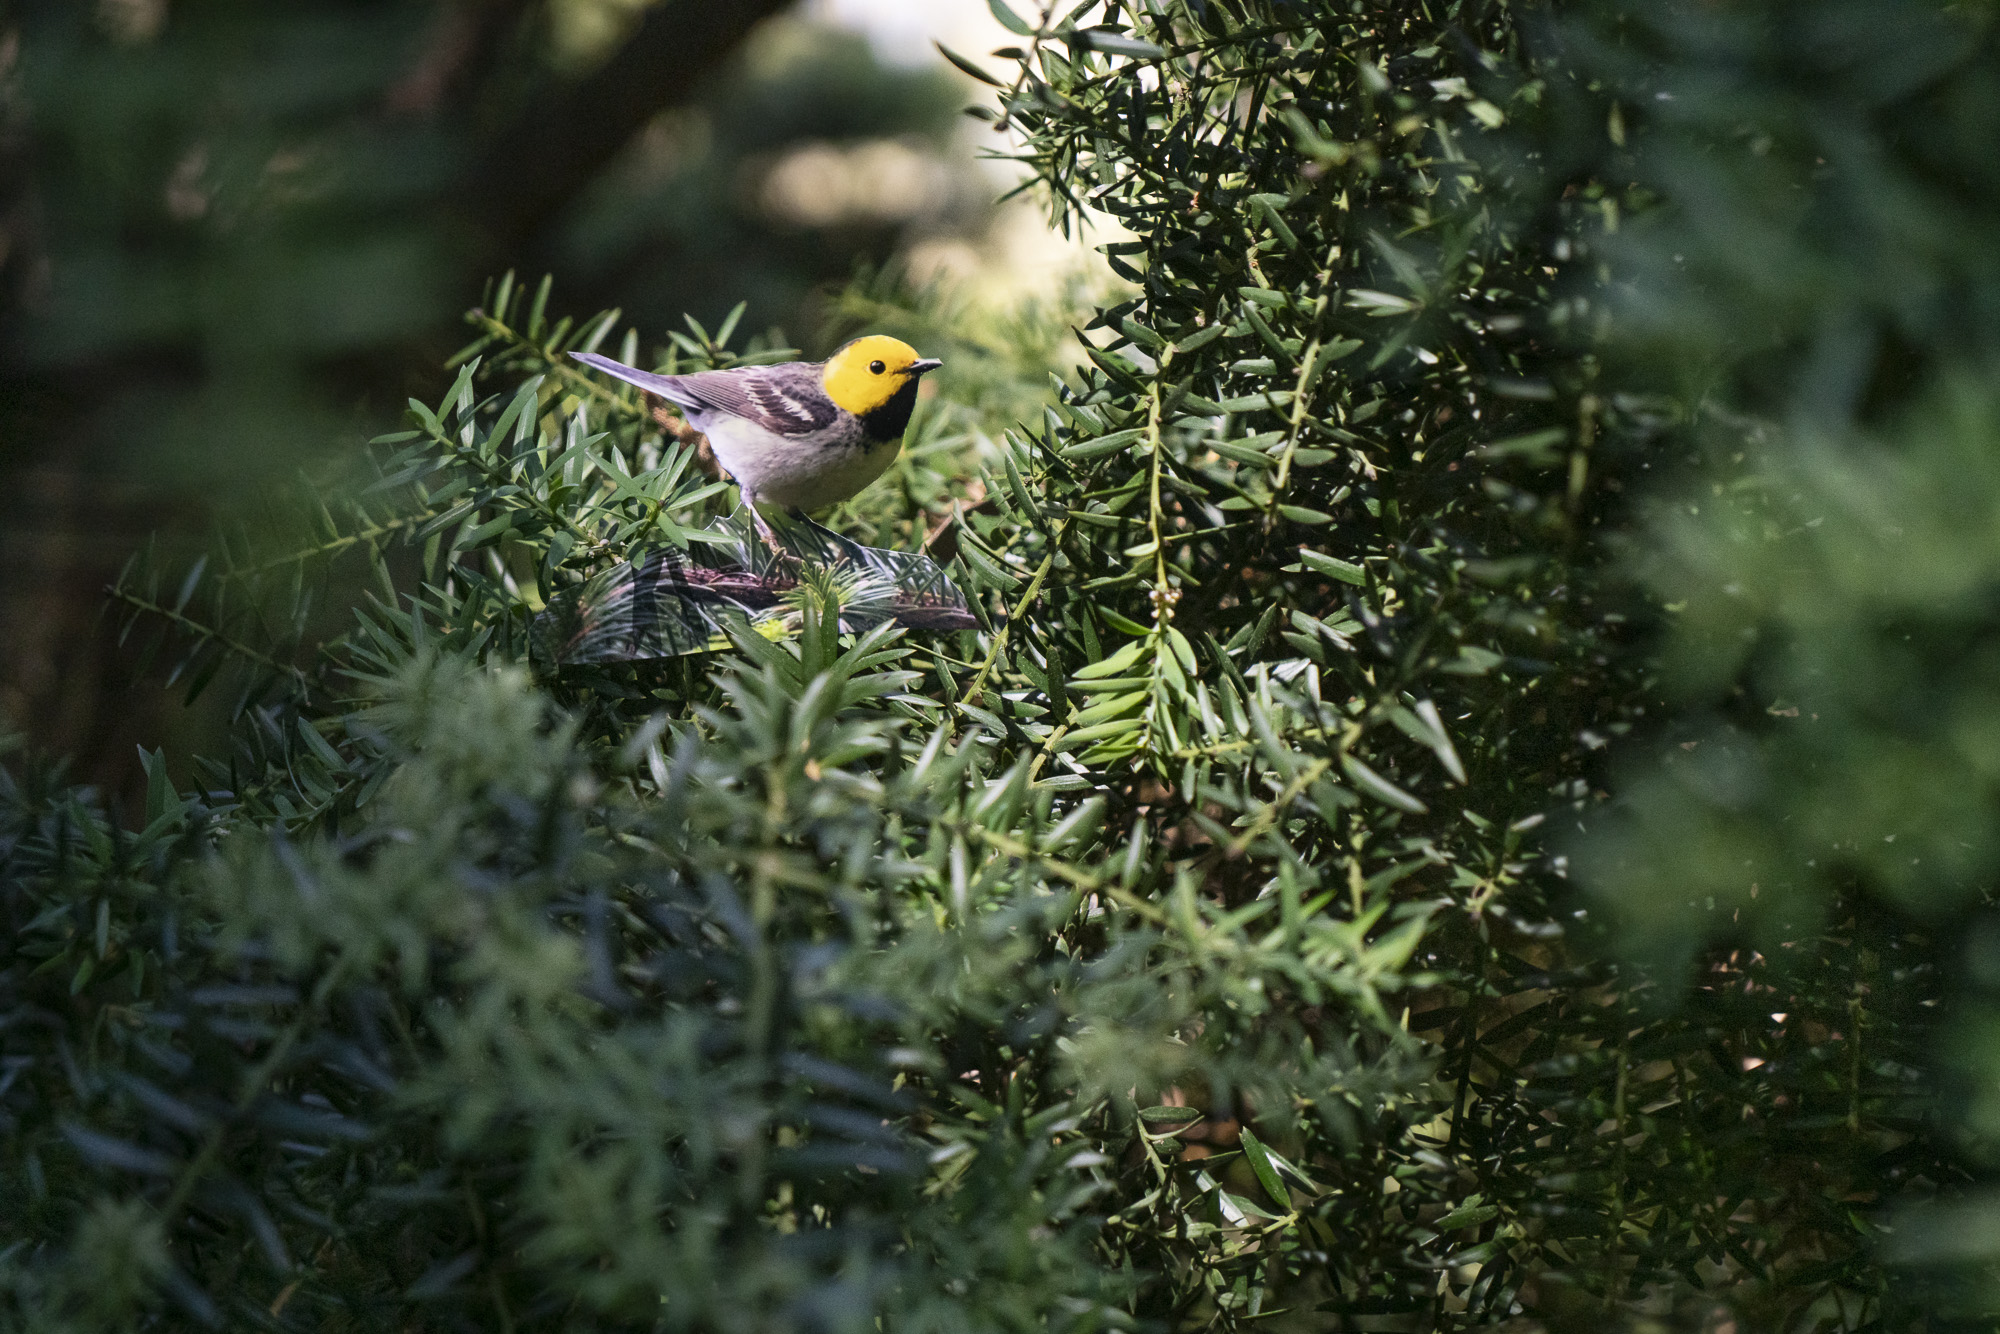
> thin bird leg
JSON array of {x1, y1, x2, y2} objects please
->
[{"x1": 742, "y1": 498, "x2": 795, "y2": 567}]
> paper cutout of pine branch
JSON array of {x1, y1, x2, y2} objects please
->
[{"x1": 530, "y1": 508, "x2": 974, "y2": 668}]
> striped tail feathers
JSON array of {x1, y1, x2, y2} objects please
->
[{"x1": 569, "y1": 351, "x2": 700, "y2": 409}]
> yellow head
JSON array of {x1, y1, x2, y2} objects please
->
[{"x1": 821, "y1": 335, "x2": 943, "y2": 416}]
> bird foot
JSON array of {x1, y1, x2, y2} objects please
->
[{"x1": 744, "y1": 504, "x2": 800, "y2": 572}]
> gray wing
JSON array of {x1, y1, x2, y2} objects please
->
[{"x1": 571, "y1": 353, "x2": 837, "y2": 436}]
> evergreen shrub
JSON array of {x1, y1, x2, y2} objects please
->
[{"x1": 2, "y1": 2, "x2": 1983, "y2": 1330}]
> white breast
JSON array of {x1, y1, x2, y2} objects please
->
[{"x1": 701, "y1": 417, "x2": 901, "y2": 511}]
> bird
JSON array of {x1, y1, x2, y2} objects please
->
[{"x1": 571, "y1": 335, "x2": 942, "y2": 552}]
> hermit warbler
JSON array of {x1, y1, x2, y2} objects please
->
[{"x1": 572, "y1": 335, "x2": 942, "y2": 547}]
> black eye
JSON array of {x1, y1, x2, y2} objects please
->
[{"x1": 869, "y1": 360, "x2": 886, "y2": 375}]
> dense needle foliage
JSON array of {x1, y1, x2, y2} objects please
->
[{"x1": 3, "y1": 1, "x2": 1992, "y2": 1330}]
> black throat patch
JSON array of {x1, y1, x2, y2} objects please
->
[{"x1": 855, "y1": 378, "x2": 921, "y2": 443}]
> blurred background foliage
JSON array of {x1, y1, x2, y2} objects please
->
[
  {"x1": 5, "y1": 0, "x2": 2000, "y2": 1331},
  {"x1": 0, "y1": 0, "x2": 1025, "y2": 786},
  {"x1": 1547, "y1": 1, "x2": 2000, "y2": 1319}
]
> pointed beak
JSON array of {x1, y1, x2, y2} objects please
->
[{"x1": 905, "y1": 358, "x2": 944, "y2": 377}]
